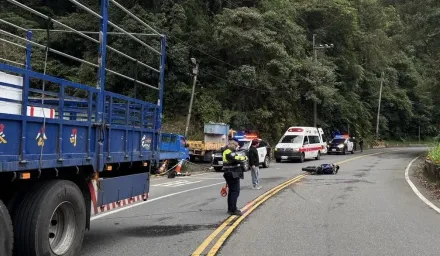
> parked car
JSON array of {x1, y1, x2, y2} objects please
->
[
  {"x1": 211, "y1": 137, "x2": 272, "y2": 171},
  {"x1": 327, "y1": 135, "x2": 354, "y2": 155}
]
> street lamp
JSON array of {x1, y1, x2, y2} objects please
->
[
  {"x1": 184, "y1": 58, "x2": 199, "y2": 138},
  {"x1": 312, "y1": 34, "x2": 334, "y2": 127}
]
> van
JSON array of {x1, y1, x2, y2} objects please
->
[{"x1": 274, "y1": 127, "x2": 326, "y2": 163}]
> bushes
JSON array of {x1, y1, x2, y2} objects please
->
[{"x1": 427, "y1": 145, "x2": 440, "y2": 164}]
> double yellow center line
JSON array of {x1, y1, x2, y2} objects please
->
[
  {"x1": 191, "y1": 151, "x2": 386, "y2": 256},
  {"x1": 192, "y1": 173, "x2": 307, "y2": 256}
]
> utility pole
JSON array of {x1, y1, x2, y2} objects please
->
[
  {"x1": 312, "y1": 34, "x2": 333, "y2": 127},
  {"x1": 418, "y1": 124, "x2": 421, "y2": 144},
  {"x1": 184, "y1": 58, "x2": 199, "y2": 138},
  {"x1": 313, "y1": 34, "x2": 317, "y2": 127},
  {"x1": 375, "y1": 71, "x2": 384, "y2": 137}
]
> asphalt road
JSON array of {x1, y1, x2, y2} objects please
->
[
  {"x1": 80, "y1": 148, "x2": 438, "y2": 256},
  {"x1": 219, "y1": 148, "x2": 440, "y2": 256}
]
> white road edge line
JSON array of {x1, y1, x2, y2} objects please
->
[
  {"x1": 91, "y1": 181, "x2": 225, "y2": 221},
  {"x1": 405, "y1": 156, "x2": 440, "y2": 215}
]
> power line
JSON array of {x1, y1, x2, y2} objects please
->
[
  {"x1": 2, "y1": 1, "x2": 297, "y2": 94},
  {"x1": 200, "y1": 70, "x2": 294, "y2": 93},
  {"x1": 170, "y1": 36, "x2": 239, "y2": 69}
]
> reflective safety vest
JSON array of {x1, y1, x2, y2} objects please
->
[{"x1": 222, "y1": 148, "x2": 247, "y2": 166}]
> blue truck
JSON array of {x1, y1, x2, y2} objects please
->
[
  {"x1": 0, "y1": 1, "x2": 183, "y2": 256},
  {"x1": 159, "y1": 132, "x2": 190, "y2": 162}
]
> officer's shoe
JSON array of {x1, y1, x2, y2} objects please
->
[{"x1": 229, "y1": 210, "x2": 242, "y2": 216}]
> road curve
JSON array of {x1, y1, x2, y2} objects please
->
[
  {"x1": 219, "y1": 148, "x2": 440, "y2": 256},
  {"x1": 80, "y1": 148, "x2": 433, "y2": 256}
]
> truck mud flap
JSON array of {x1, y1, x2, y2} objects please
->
[{"x1": 96, "y1": 173, "x2": 149, "y2": 207}]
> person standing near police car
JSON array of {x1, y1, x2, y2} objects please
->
[
  {"x1": 249, "y1": 139, "x2": 262, "y2": 189},
  {"x1": 223, "y1": 140, "x2": 247, "y2": 216},
  {"x1": 359, "y1": 137, "x2": 364, "y2": 152}
]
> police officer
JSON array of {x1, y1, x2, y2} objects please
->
[{"x1": 223, "y1": 140, "x2": 247, "y2": 216}]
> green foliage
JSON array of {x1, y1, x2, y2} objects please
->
[
  {"x1": 429, "y1": 145, "x2": 440, "y2": 164},
  {"x1": 0, "y1": 0, "x2": 439, "y2": 144}
]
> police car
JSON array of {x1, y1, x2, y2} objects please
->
[
  {"x1": 211, "y1": 133, "x2": 271, "y2": 172},
  {"x1": 327, "y1": 135, "x2": 354, "y2": 155}
]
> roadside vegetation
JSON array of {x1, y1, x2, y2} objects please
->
[
  {"x1": 428, "y1": 145, "x2": 440, "y2": 164},
  {"x1": 1, "y1": 0, "x2": 439, "y2": 143}
]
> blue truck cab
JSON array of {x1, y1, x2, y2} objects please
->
[{"x1": 160, "y1": 133, "x2": 190, "y2": 161}]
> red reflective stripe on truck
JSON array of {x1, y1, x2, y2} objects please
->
[
  {"x1": 90, "y1": 193, "x2": 148, "y2": 216},
  {"x1": 88, "y1": 181, "x2": 99, "y2": 214}
]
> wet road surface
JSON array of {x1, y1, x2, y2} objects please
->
[{"x1": 80, "y1": 148, "x2": 437, "y2": 256}]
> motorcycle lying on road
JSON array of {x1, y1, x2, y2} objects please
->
[{"x1": 302, "y1": 164, "x2": 340, "y2": 175}]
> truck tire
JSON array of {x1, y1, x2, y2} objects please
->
[
  {"x1": 13, "y1": 180, "x2": 86, "y2": 256},
  {"x1": 0, "y1": 200, "x2": 13, "y2": 256}
]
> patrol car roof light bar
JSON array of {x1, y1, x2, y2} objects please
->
[{"x1": 5, "y1": 0, "x2": 160, "y2": 76}]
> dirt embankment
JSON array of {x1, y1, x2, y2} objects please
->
[{"x1": 414, "y1": 161, "x2": 440, "y2": 201}]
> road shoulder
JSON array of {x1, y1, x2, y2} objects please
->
[{"x1": 409, "y1": 157, "x2": 440, "y2": 210}]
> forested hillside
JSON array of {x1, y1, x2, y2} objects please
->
[{"x1": 1, "y1": 0, "x2": 439, "y2": 142}]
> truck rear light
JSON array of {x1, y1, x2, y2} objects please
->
[{"x1": 20, "y1": 172, "x2": 31, "y2": 180}]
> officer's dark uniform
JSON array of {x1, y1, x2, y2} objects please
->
[
  {"x1": 359, "y1": 137, "x2": 364, "y2": 152},
  {"x1": 222, "y1": 144, "x2": 247, "y2": 216}
]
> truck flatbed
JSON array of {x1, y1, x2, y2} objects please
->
[{"x1": 0, "y1": 65, "x2": 158, "y2": 173}]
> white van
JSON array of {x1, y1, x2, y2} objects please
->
[{"x1": 274, "y1": 127, "x2": 326, "y2": 163}]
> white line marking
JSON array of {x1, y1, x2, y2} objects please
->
[
  {"x1": 405, "y1": 156, "x2": 440, "y2": 215},
  {"x1": 151, "y1": 171, "x2": 216, "y2": 181},
  {"x1": 185, "y1": 177, "x2": 225, "y2": 180},
  {"x1": 151, "y1": 180, "x2": 203, "y2": 187},
  {"x1": 91, "y1": 181, "x2": 225, "y2": 221}
]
